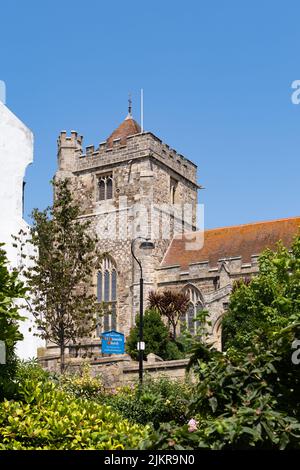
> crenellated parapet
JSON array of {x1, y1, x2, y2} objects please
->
[
  {"x1": 57, "y1": 130, "x2": 198, "y2": 186},
  {"x1": 156, "y1": 253, "x2": 260, "y2": 286},
  {"x1": 57, "y1": 130, "x2": 83, "y2": 148}
]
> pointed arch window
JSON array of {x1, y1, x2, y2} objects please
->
[
  {"x1": 106, "y1": 177, "x2": 113, "y2": 199},
  {"x1": 180, "y1": 285, "x2": 204, "y2": 335},
  {"x1": 97, "y1": 257, "x2": 118, "y2": 333},
  {"x1": 98, "y1": 174, "x2": 113, "y2": 201},
  {"x1": 99, "y1": 179, "x2": 105, "y2": 200}
]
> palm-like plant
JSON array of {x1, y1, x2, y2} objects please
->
[{"x1": 148, "y1": 290, "x2": 189, "y2": 339}]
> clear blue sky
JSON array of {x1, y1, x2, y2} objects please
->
[{"x1": 1, "y1": 0, "x2": 299, "y2": 229}]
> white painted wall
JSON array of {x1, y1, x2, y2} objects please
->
[{"x1": 0, "y1": 100, "x2": 43, "y2": 358}]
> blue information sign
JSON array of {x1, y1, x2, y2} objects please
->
[{"x1": 101, "y1": 330, "x2": 125, "y2": 355}]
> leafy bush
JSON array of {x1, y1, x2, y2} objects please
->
[
  {"x1": 126, "y1": 309, "x2": 184, "y2": 361},
  {"x1": 164, "y1": 340, "x2": 185, "y2": 360},
  {"x1": 0, "y1": 371, "x2": 149, "y2": 449},
  {"x1": 15, "y1": 359, "x2": 51, "y2": 384},
  {"x1": 142, "y1": 237, "x2": 300, "y2": 449},
  {"x1": 0, "y1": 246, "x2": 27, "y2": 401},
  {"x1": 222, "y1": 235, "x2": 300, "y2": 352},
  {"x1": 142, "y1": 410, "x2": 300, "y2": 450},
  {"x1": 58, "y1": 363, "x2": 105, "y2": 400},
  {"x1": 53, "y1": 363, "x2": 192, "y2": 430},
  {"x1": 142, "y1": 326, "x2": 300, "y2": 449},
  {"x1": 104, "y1": 376, "x2": 193, "y2": 429}
]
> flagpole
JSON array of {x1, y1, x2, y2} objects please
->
[{"x1": 141, "y1": 88, "x2": 144, "y2": 133}]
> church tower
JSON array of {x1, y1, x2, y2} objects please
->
[{"x1": 55, "y1": 104, "x2": 199, "y2": 348}]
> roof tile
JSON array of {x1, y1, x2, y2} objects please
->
[
  {"x1": 107, "y1": 116, "x2": 141, "y2": 147},
  {"x1": 161, "y1": 216, "x2": 300, "y2": 269}
]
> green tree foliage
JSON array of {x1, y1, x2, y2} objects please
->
[
  {"x1": 184, "y1": 309, "x2": 215, "y2": 370},
  {"x1": 0, "y1": 245, "x2": 26, "y2": 400},
  {"x1": 126, "y1": 309, "x2": 183, "y2": 361},
  {"x1": 222, "y1": 234, "x2": 300, "y2": 352},
  {"x1": 143, "y1": 324, "x2": 300, "y2": 449},
  {"x1": 0, "y1": 365, "x2": 149, "y2": 450},
  {"x1": 143, "y1": 235, "x2": 300, "y2": 449},
  {"x1": 148, "y1": 290, "x2": 189, "y2": 339},
  {"x1": 15, "y1": 179, "x2": 104, "y2": 372}
]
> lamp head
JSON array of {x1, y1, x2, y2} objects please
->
[{"x1": 140, "y1": 240, "x2": 155, "y2": 250}]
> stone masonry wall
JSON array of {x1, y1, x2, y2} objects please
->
[
  {"x1": 52, "y1": 129, "x2": 199, "y2": 354},
  {"x1": 156, "y1": 255, "x2": 260, "y2": 349},
  {"x1": 38, "y1": 353, "x2": 192, "y2": 389}
]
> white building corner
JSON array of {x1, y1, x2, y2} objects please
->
[{"x1": 0, "y1": 96, "x2": 44, "y2": 359}]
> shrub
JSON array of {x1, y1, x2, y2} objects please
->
[
  {"x1": 15, "y1": 359, "x2": 51, "y2": 384},
  {"x1": 142, "y1": 327, "x2": 300, "y2": 449},
  {"x1": 105, "y1": 376, "x2": 193, "y2": 429},
  {"x1": 141, "y1": 234, "x2": 300, "y2": 450},
  {"x1": 126, "y1": 309, "x2": 184, "y2": 361},
  {"x1": 222, "y1": 235, "x2": 300, "y2": 352},
  {"x1": 55, "y1": 364, "x2": 192, "y2": 430},
  {"x1": 141, "y1": 411, "x2": 300, "y2": 450},
  {"x1": 0, "y1": 372, "x2": 149, "y2": 450},
  {"x1": 164, "y1": 340, "x2": 185, "y2": 360},
  {"x1": 0, "y1": 245, "x2": 27, "y2": 401},
  {"x1": 58, "y1": 363, "x2": 105, "y2": 400}
]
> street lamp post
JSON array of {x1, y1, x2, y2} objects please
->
[{"x1": 131, "y1": 237, "x2": 155, "y2": 388}]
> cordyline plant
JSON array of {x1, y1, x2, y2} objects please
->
[
  {"x1": 14, "y1": 178, "x2": 104, "y2": 373},
  {"x1": 148, "y1": 290, "x2": 189, "y2": 339}
]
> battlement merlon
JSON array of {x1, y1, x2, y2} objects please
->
[
  {"x1": 57, "y1": 130, "x2": 83, "y2": 148},
  {"x1": 70, "y1": 131, "x2": 199, "y2": 187},
  {"x1": 57, "y1": 131, "x2": 83, "y2": 172}
]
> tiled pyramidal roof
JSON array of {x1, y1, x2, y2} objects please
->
[{"x1": 107, "y1": 114, "x2": 141, "y2": 147}]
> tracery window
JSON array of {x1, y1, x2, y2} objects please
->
[
  {"x1": 180, "y1": 285, "x2": 204, "y2": 335},
  {"x1": 98, "y1": 174, "x2": 113, "y2": 201},
  {"x1": 97, "y1": 257, "x2": 117, "y2": 332}
]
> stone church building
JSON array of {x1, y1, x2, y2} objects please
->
[{"x1": 54, "y1": 106, "x2": 300, "y2": 355}]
